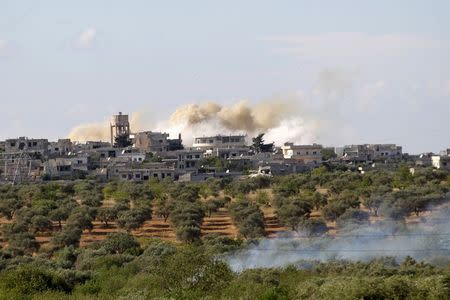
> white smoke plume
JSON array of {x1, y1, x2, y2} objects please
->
[
  {"x1": 158, "y1": 100, "x2": 316, "y2": 146},
  {"x1": 67, "y1": 99, "x2": 320, "y2": 146},
  {"x1": 226, "y1": 204, "x2": 450, "y2": 271}
]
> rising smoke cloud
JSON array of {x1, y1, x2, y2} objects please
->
[
  {"x1": 169, "y1": 101, "x2": 291, "y2": 132},
  {"x1": 67, "y1": 99, "x2": 320, "y2": 145},
  {"x1": 226, "y1": 204, "x2": 450, "y2": 271}
]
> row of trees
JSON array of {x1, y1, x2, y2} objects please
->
[{"x1": 0, "y1": 164, "x2": 449, "y2": 252}]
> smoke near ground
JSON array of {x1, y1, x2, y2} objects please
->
[
  {"x1": 225, "y1": 205, "x2": 450, "y2": 272},
  {"x1": 67, "y1": 113, "x2": 143, "y2": 142}
]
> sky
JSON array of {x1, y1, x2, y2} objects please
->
[{"x1": 0, "y1": 0, "x2": 449, "y2": 153}]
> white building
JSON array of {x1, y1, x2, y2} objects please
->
[
  {"x1": 281, "y1": 143, "x2": 323, "y2": 164},
  {"x1": 193, "y1": 135, "x2": 247, "y2": 150}
]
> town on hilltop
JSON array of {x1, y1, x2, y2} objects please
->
[{"x1": 0, "y1": 112, "x2": 449, "y2": 184}]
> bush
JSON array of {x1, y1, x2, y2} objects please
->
[
  {"x1": 100, "y1": 233, "x2": 140, "y2": 255},
  {"x1": 0, "y1": 265, "x2": 70, "y2": 295}
]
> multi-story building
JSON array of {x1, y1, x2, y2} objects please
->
[
  {"x1": 48, "y1": 139, "x2": 73, "y2": 156},
  {"x1": 205, "y1": 147, "x2": 250, "y2": 159},
  {"x1": 193, "y1": 135, "x2": 247, "y2": 150},
  {"x1": 367, "y1": 144, "x2": 402, "y2": 159},
  {"x1": 335, "y1": 144, "x2": 374, "y2": 162},
  {"x1": 335, "y1": 143, "x2": 403, "y2": 163},
  {"x1": 5, "y1": 137, "x2": 49, "y2": 156},
  {"x1": 175, "y1": 149, "x2": 204, "y2": 172},
  {"x1": 281, "y1": 143, "x2": 323, "y2": 164},
  {"x1": 133, "y1": 131, "x2": 170, "y2": 152},
  {"x1": 0, "y1": 152, "x2": 42, "y2": 183},
  {"x1": 43, "y1": 155, "x2": 90, "y2": 179},
  {"x1": 107, "y1": 161, "x2": 175, "y2": 181}
]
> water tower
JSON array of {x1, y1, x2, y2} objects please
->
[{"x1": 110, "y1": 112, "x2": 130, "y2": 145}]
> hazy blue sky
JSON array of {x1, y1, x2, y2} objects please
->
[{"x1": 1, "y1": 1, "x2": 449, "y2": 153}]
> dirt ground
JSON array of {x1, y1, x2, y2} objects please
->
[{"x1": 0, "y1": 193, "x2": 436, "y2": 249}]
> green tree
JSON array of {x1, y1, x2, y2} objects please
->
[
  {"x1": 100, "y1": 232, "x2": 140, "y2": 254},
  {"x1": 229, "y1": 199, "x2": 266, "y2": 238},
  {"x1": 336, "y1": 208, "x2": 370, "y2": 228},
  {"x1": 97, "y1": 207, "x2": 118, "y2": 227},
  {"x1": 114, "y1": 133, "x2": 132, "y2": 148},
  {"x1": 170, "y1": 201, "x2": 204, "y2": 242},
  {"x1": 251, "y1": 133, "x2": 273, "y2": 153},
  {"x1": 299, "y1": 218, "x2": 328, "y2": 236},
  {"x1": 49, "y1": 207, "x2": 71, "y2": 229},
  {"x1": 51, "y1": 225, "x2": 83, "y2": 248},
  {"x1": 117, "y1": 209, "x2": 147, "y2": 232},
  {"x1": 276, "y1": 198, "x2": 312, "y2": 231},
  {"x1": 0, "y1": 198, "x2": 22, "y2": 220},
  {"x1": 204, "y1": 198, "x2": 223, "y2": 217},
  {"x1": 321, "y1": 147, "x2": 337, "y2": 160},
  {"x1": 30, "y1": 215, "x2": 53, "y2": 233}
]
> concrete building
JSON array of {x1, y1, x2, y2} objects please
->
[
  {"x1": 336, "y1": 145, "x2": 374, "y2": 162},
  {"x1": 74, "y1": 141, "x2": 111, "y2": 152},
  {"x1": 336, "y1": 144, "x2": 402, "y2": 163},
  {"x1": 193, "y1": 135, "x2": 246, "y2": 150},
  {"x1": 253, "y1": 159, "x2": 311, "y2": 176},
  {"x1": 133, "y1": 131, "x2": 170, "y2": 152},
  {"x1": 110, "y1": 112, "x2": 130, "y2": 145},
  {"x1": 281, "y1": 143, "x2": 323, "y2": 164},
  {"x1": 0, "y1": 152, "x2": 42, "y2": 183},
  {"x1": 205, "y1": 147, "x2": 250, "y2": 159},
  {"x1": 48, "y1": 139, "x2": 73, "y2": 156},
  {"x1": 119, "y1": 148, "x2": 146, "y2": 163},
  {"x1": 43, "y1": 154, "x2": 90, "y2": 179},
  {"x1": 367, "y1": 144, "x2": 402, "y2": 159},
  {"x1": 108, "y1": 162, "x2": 175, "y2": 181},
  {"x1": 5, "y1": 137, "x2": 49, "y2": 156},
  {"x1": 176, "y1": 149, "x2": 204, "y2": 172}
]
